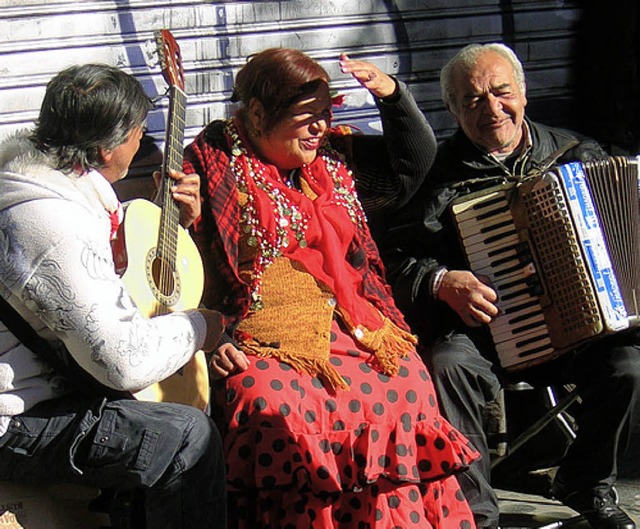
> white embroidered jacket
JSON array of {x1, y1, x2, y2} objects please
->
[{"x1": 0, "y1": 131, "x2": 208, "y2": 436}]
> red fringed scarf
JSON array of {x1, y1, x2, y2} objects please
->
[
  {"x1": 226, "y1": 118, "x2": 417, "y2": 380},
  {"x1": 228, "y1": 118, "x2": 383, "y2": 330}
]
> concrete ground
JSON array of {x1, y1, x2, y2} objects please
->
[
  {"x1": 490, "y1": 384, "x2": 640, "y2": 529},
  {"x1": 497, "y1": 477, "x2": 640, "y2": 528}
]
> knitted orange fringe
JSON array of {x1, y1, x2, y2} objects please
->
[
  {"x1": 338, "y1": 308, "x2": 418, "y2": 376},
  {"x1": 242, "y1": 340, "x2": 350, "y2": 391}
]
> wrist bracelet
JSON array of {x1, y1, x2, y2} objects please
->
[{"x1": 431, "y1": 266, "x2": 448, "y2": 298}]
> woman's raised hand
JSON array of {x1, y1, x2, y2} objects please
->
[{"x1": 339, "y1": 53, "x2": 397, "y2": 99}]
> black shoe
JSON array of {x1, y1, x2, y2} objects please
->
[{"x1": 561, "y1": 488, "x2": 635, "y2": 529}]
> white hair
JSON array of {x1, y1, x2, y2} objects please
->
[{"x1": 440, "y1": 42, "x2": 526, "y2": 112}]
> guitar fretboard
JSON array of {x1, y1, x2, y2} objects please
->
[{"x1": 156, "y1": 85, "x2": 187, "y2": 297}]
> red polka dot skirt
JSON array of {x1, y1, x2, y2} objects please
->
[{"x1": 214, "y1": 321, "x2": 479, "y2": 528}]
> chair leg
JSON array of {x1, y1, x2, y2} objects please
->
[
  {"x1": 491, "y1": 389, "x2": 580, "y2": 471},
  {"x1": 543, "y1": 386, "x2": 577, "y2": 442}
]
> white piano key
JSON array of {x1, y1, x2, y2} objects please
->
[
  {"x1": 495, "y1": 334, "x2": 553, "y2": 359},
  {"x1": 468, "y1": 238, "x2": 522, "y2": 267},
  {"x1": 462, "y1": 223, "x2": 518, "y2": 250},
  {"x1": 493, "y1": 307, "x2": 546, "y2": 328},
  {"x1": 470, "y1": 244, "x2": 519, "y2": 264},
  {"x1": 451, "y1": 191, "x2": 510, "y2": 220},
  {"x1": 492, "y1": 299, "x2": 544, "y2": 328},
  {"x1": 454, "y1": 197, "x2": 509, "y2": 219},
  {"x1": 498, "y1": 343, "x2": 556, "y2": 370},
  {"x1": 475, "y1": 265, "x2": 533, "y2": 285},
  {"x1": 492, "y1": 313, "x2": 547, "y2": 342},
  {"x1": 457, "y1": 211, "x2": 514, "y2": 238}
]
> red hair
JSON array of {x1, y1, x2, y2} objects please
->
[{"x1": 232, "y1": 48, "x2": 330, "y2": 132}]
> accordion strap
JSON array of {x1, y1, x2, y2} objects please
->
[{"x1": 526, "y1": 138, "x2": 580, "y2": 179}]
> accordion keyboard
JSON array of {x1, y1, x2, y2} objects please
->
[{"x1": 452, "y1": 186, "x2": 555, "y2": 371}]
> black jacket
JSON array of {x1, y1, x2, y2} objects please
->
[{"x1": 382, "y1": 118, "x2": 607, "y2": 343}]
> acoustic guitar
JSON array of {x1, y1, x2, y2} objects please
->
[{"x1": 112, "y1": 29, "x2": 209, "y2": 410}]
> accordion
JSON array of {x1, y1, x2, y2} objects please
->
[{"x1": 450, "y1": 156, "x2": 640, "y2": 372}]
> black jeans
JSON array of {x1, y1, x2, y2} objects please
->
[
  {"x1": 0, "y1": 395, "x2": 227, "y2": 529},
  {"x1": 424, "y1": 330, "x2": 640, "y2": 528}
]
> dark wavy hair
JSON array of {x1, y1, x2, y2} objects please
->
[
  {"x1": 31, "y1": 63, "x2": 151, "y2": 173},
  {"x1": 232, "y1": 48, "x2": 330, "y2": 133}
]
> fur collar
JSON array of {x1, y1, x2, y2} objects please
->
[{"x1": 0, "y1": 130, "x2": 60, "y2": 179}]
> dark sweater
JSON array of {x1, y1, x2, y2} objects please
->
[{"x1": 381, "y1": 118, "x2": 607, "y2": 342}]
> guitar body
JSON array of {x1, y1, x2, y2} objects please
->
[
  {"x1": 117, "y1": 199, "x2": 204, "y2": 314},
  {"x1": 114, "y1": 199, "x2": 209, "y2": 411}
]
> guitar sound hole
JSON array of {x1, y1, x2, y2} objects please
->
[
  {"x1": 151, "y1": 256, "x2": 176, "y2": 297},
  {"x1": 144, "y1": 248, "x2": 181, "y2": 309}
]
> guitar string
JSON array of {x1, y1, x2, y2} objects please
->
[{"x1": 158, "y1": 87, "x2": 186, "y2": 313}]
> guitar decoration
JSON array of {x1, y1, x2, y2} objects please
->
[{"x1": 113, "y1": 29, "x2": 209, "y2": 410}]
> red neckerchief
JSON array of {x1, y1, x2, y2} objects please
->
[
  {"x1": 184, "y1": 119, "x2": 411, "y2": 335},
  {"x1": 109, "y1": 206, "x2": 122, "y2": 240},
  {"x1": 230, "y1": 119, "x2": 383, "y2": 330}
]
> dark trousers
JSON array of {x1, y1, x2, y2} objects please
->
[
  {"x1": 0, "y1": 395, "x2": 227, "y2": 529},
  {"x1": 425, "y1": 330, "x2": 640, "y2": 528}
]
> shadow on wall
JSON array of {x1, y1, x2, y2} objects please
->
[
  {"x1": 384, "y1": 0, "x2": 411, "y2": 82},
  {"x1": 573, "y1": 0, "x2": 639, "y2": 155},
  {"x1": 573, "y1": 2, "x2": 640, "y2": 477}
]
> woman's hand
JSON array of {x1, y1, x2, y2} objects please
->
[
  {"x1": 339, "y1": 53, "x2": 397, "y2": 99},
  {"x1": 210, "y1": 343, "x2": 251, "y2": 380},
  {"x1": 153, "y1": 169, "x2": 201, "y2": 228}
]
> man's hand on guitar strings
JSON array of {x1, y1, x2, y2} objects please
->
[{"x1": 153, "y1": 169, "x2": 202, "y2": 228}]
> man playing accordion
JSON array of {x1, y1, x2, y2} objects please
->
[{"x1": 382, "y1": 42, "x2": 640, "y2": 529}]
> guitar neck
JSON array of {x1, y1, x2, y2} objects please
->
[{"x1": 158, "y1": 85, "x2": 187, "y2": 265}]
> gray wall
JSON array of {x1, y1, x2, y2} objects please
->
[{"x1": 0, "y1": 0, "x2": 592, "y2": 179}]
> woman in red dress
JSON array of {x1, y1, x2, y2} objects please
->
[{"x1": 184, "y1": 47, "x2": 479, "y2": 528}]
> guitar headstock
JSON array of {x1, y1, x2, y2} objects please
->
[{"x1": 155, "y1": 29, "x2": 185, "y2": 91}]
